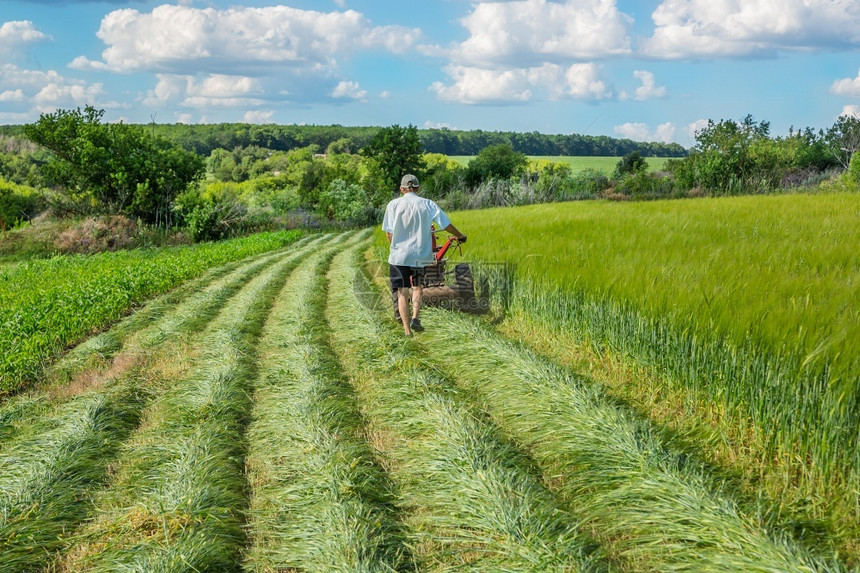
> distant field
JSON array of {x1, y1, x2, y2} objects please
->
[{"x1": 448, "y1": 155, "x2": 671, "y2": 172}]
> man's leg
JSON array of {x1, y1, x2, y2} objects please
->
[
  {"x1": 411, "y1": 285, "x2": 422, "y2": 320},
  {"x1": 397, "y1": 287, "x2": 412, "y2": 335}
]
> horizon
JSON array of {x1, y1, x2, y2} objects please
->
[{"x1": 1, "y1": 1, "x2": 859, "y2": 148}]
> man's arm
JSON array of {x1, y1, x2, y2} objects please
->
[
  {"x1": 444, "y1": 223, "x2": 466, "y2": 241},
  {"x1": 386, "y1": 232, "x2": 392, "y2": 243}
]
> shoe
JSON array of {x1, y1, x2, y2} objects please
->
[{"x1": 410, "y1": 318, "x2": 424, "y2": 332}]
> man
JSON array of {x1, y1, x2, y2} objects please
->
[{"x1": 382, "y1": 174, "x2": 467, "y2": 337}]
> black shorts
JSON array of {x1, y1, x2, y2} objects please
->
[{"x1": 390, "y1": 264, "x2": 426, "y2": 290}]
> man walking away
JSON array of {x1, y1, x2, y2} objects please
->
[{"x1": 382, "y1": 174, "x2": 467, "y2": 337}]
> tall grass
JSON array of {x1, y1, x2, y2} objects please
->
[
  {"x1": 327, "y1": 243, "x2": 609, "y2": 571},
  {"x1": 244, "y1": 230, "x2": 410, "y2": 572},
  {"x1": 433, "y1": 192, "x2": 859, "y2": 541},
  {"x1": 413, "y1": 307, "x2": 845, "y2": 572}
]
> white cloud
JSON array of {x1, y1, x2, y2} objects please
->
[
  {"x1": 841, "y1": 105, "x2": 860, "y2": 118},
  {"x1": 0, "y1": 89, "x2": 24, "y2": 102},
  {"x1": 331, "y1": 80, "x2": 367, "y2": 100},
  {"x1": 423, "y1": 121, "x2": 457, "y2": 130},
  {"x1": 244, "y1": 110, "x2": 275, "y2": 123},
  {"x1": 80, "y1": 5, "x2": 419, "y2": 75},
  {"x1": 614, "y1": 121, "x2": 676, "y2": 143},
  {"x1": 563, "y1": 63, "x2": 612, "y2": 100},
  {"x1": 452, "y1": 0, "x2": 632, "y2": 67},
  {"x1": 431, "y1": 62, "x2": 611, "y2": 104},
  {"x1": 143, "y1": 73, "x2": 264, "y2": 108},
  {"x1": 686, "y1": 118, "x2": 711, "y2": 139},
  {"x1": 831, "y1": 69, "x2": 860, "y2": 98},
  {"x1": 620, "y1": 70, "x2": 667, "y2": 101},
  {"x1": 0, "y1": 63, "x2": 115, "y2": 114},
  {"x1": 0, "y1": 21, "x2": 48, "y2": 58},
  {"x1": 644, "y1": 0, "x2": 860, "y2": 58},
  {"x1": 431, "y1": 66, "x2": 533, "y2": 104}
]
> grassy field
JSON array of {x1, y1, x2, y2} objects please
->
[
  {"x1": 406, "y1": 191, "x2": 860, "y2": 560},
  {"x1": 449, "y1": 155, "x2": 671, "y2": 172},
  {"x1": 0, "y1": 192, "x2": 857, "y2": 571}
]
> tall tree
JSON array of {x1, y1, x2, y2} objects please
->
[
  {"x1": 361, "y1": 124, "x2": 425, "y2": 192},
  {"x1": 24, "y1": 106, "x2": 204, "y2": 225}
]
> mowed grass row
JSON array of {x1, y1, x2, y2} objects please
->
[
  {"x1": 56, "y1": 235, "x2": 334, "y2": 572},
  {"x1": 243, "y1": 229, "x2": 410, "y2": 572},
  {"x1": 0, "y1": 236, "x2": 316, "y2": 452},
  {"x1": 437, "y1": 192, "x2": 860, "y2": 550},
  {"x1": 327, "y1": 244, "x2": 610, "y2": 571},
  {"x1": 409, "y1": 304, "x2": 844, "y2": 572},
  {"x1": 0, "y1": 236, "x2": 328, "y2": 573},
  {"x1": 0, "y1": 229, "x2": 305, "y2": 395}
]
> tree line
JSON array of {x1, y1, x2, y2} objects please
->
[
  {"x1": 1, "y1": 122, "x2": 686, "y2": 159},
  {"x1": 1, "y1": 109, "x2": 858, "y2": 244}
]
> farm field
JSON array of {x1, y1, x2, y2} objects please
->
[
  {"x1": 0, "y1": 192, "x2": 857, "y2": 571},
  {"x1": 449, "y1": 155, "x2": 671, "y2": 172}
]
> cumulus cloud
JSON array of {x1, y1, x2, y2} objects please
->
[
  {"x1": 686, "y1": 118, "x2": 711, "y2": 139},
  {"x1": 620, "y1": 70, "x2": 667, "y2": 101},
  {"x1": 643, "y1": 0, "x2": 860, "y2": 58},
  {"x1": 244, "y1": 110, "x2": 275, "y2": 123},
  {"x1": 452, "y1": 0, "x2": 632, "y2": 67},
  {"x1": 0, "y1": 21, "x2": 49, "y2": 58},
  {"x1": 74, "y1": 5, "x2": 419, "y2": 75},
  {"x1": 143, "y1": 73, "x2": 265, "y2": 108},
  {"x1": 331, "y1": 80, "x2": 367, "y2": 100},
  {"x1": 431, "y1": 62, "x2": 611, "y2": 104},
  {"x1": 841, "y1": 105, "x2": 860, "y2": 118},
  {"x1": 0, "y1": 63, "x2": 117, "y2": 113},
  {"x1": 614, "y1": 121, "x2": 676, "y2": 143},
  {"x1": 831, "y1": 69, "x2": 860, "y2": 98}
]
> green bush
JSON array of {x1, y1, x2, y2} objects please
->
[{"x1": 0, "y1": 179, "x2": 43, "y2": 229}]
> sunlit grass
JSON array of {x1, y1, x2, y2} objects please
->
[
  {"x1": 420, "y1": 192, "x2": 860, "y2": 535},
  {"x1": 243, "y1": 231, "x2": 410, "y2": 572},
  {"x1": 326, "y1": 243, "x2": 608, "y2": 571}
]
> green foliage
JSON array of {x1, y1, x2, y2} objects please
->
[
  {"x1": 466, "y1": 143, "x2": 528, "y2": 186},
  {"x1": 611, "y1": 170, "x2": 677, "y2": 200},
  {"x1": 24, "y1": 106, "x2": 204, "y2": 225},
  {"x1": 318, "y1": 179, "x2": 370, "y2": 223},
  {"x1": 361, "y1": 124, "x2": 426, "y2": 191},
  {"x1": 0, "y1": 229, "x2": 303, "y2": 394},
  {"x1": 825, "y1": 114, "x2": 860, "y2": 169},
  {"x1": 670, "y1": 115, "x2": 841, "y2": 195},
  {"x1": 613, "y1": 151, "x2": 648, "y2": 178},
  {"x1": 419, "y1": 153, "x2": 465, "y2": 200},
  {"x1": 0, "y1": 178, "x2": 43, "y2": 228}
]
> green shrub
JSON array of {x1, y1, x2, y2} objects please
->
[{"x1": 0, "y1": 179, "x2": 43, "y2": 229}]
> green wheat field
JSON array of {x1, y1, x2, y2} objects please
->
[{"x1": 0, "y1": 192, "x2": 857, "y2": 572}]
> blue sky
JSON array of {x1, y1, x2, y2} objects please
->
[{"x1": 1, "y1": 0, "x2": 859, "y2": 148}]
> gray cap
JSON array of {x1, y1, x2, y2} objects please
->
[{"x1": 400, "y1": 174, "x2": 419, "y2": 188}]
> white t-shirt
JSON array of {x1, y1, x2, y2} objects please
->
[{"x1": 382, "y1": 192, "x2": 452, "y2": 267}]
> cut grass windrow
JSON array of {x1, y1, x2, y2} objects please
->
[
  {"x1": 326, "y1": 242, "x2": 610, "y2": 572},
  {"x1": 409, "y1": 305, "x2": 847, "y2": 573},
  {"x1": 0, "y1": 229, "x2": 305, "y2": 395},
  {"x1": 0, "y1": 236, "x2": 321, "y2": 451},
  {"x1": 0, "y1": 385, "x2": 145, "y2": 573},
  {"x1": 0, "y1": 236, "x2": 328, "y2": 573},
  {"x1": 54, "y1": 234, "x2": 339, "y2": 572},
  {"x1": 244, "y1": 229, "x2": 410, "y2": 572}
]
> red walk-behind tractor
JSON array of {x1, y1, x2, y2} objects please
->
[{"x1": 392, "y1": 227, "x2": 489, "y2": 318}]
